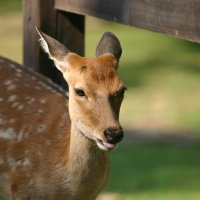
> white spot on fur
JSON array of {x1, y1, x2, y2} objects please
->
[
  {"x1": 17, "y1": 131, "x2": 23, "y2": 142},
  {"x1": 0, "y1": 58, "x2": 4, "y2": 63},
  {"x1": 40, "y1": 99, "x2": 47, "y2": 104},
  {"x1": 31, "y1": 76, "x2": 36, "y2": 80},
  {"x1": 23, "y1": 159, "x2": 31, "y2": 166},
  {"x1": 28, "y1": 98, "x2": 35, "y2": 104},
  {"x1": 46, "y1": 140, "x2": 51, "y2": 146},
  {"x1": 38, "y1": 109, "x2": 43, "y2": 114},
  {"x1": 8, "y1": 95, "x2": 17, "y2": 102},
  {"x1": 35, "y1": 86, "x2": 41, "y2": 90},
  {"x1": 38, "y1": 81, "x2": 45, "y2": 87},
  {"x1": 38, "y1": 81, "x2": 54, "y2": 92},
  {"x1": 7, "y1": 84, "x2": 16, "y2": 91},
  {"x1": 10, "y1": 63, "x2": 16, "y2": 69},
  {"x1": 4, "y1": 80, "x2": 12, "y2": 86},
  {"x1": 37, "y1": 125, "x2": 46, "y2": 133},
  {"x1": 17, "y1": 159, "x2": 30, "y2": 167},
  {"x1": 16, "y1": 160, "x2": 22, "y2": 165},
  {"x1": 6, "y1": 157, "x2": 14, "y2": 167},
  {"x1": 17, "y1": 105, "x2": 24, "y2": 111},
  {"x1": 8, "y1": 118, "x2": 17, "y2": 124},
  {"x1": 0, "y1": 158, "x2": 4, "y2": 165},
  {"x1": 0, "y1": 118, "x2": 4, "y2": 125},
  {"x1": 24, "y1": 150, "x2": 29, "y2": 155},
  {"x1": 0, "y1": 128, "x2": 16, "y2": 139},
  {"x1": 37, "y1": 152, "x2": 42, "y2": 157},
  {"x1": 16, "y1": 68, "x2": 22, "y2": 73},
  {"x1": 16, "y1": 73, "x2": 22, "y2": 77},
  {"x1": 1, "y1": 173, "x2": 8, "y2": 180},
  {"x1": 11, "y1": 102, "x2": 19, "y2": 108}
]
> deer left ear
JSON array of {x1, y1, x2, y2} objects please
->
[
  {"x1": 36, "y1": 27, "x2": 70, "y2": 73},
  {"x1": 96, "y1": 32, "x2": 122, "y2": 63}
]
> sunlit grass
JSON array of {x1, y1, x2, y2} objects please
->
[
  {"x1": 100, "y1": 140, "x2": 200, "y2": 200},
  {"x1": 1, "y1": 1, "x2": 200, "y2": 133},
  {"x1": 0, "y1": 12, "x2": 22, "y2": 63},
  {"x1": 0, "y1": 0, "x2": 21, "y2": 13},
  {"x1": 1, "y1": 6, "x2": 200, "y2": 132},
  {"x1": 1, "y1": 2, "x2": 200, "y2": 200},
  {"x1": 86, "y1": 18, "x2": 200, "y2": 133}
]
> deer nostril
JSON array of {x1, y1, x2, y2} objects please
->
[{"x1": 104, "y1": 128, "x2": 124, "y2": 144}]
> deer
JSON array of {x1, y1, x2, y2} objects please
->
[{"x1": 0, "y1": 29, "x2": 126, "y2": 200}]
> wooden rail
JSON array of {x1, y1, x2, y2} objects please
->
[
  {"x1": 23, "y1": 0, "x2": 200, "y2": 88},
  {"x1": 55, "y1": 0, "x2": 200, "y2": 43},
  {"x1": 23, "y1": 0, "x2": 84, "y2": 89}
]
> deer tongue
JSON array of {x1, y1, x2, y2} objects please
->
[{"x1": 102, "y1": 141, "x2": 116, "y2": 149}]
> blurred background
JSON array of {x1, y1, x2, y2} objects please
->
[{"x1": 1, "y1": 1, "x2": 200, "y2": 200}]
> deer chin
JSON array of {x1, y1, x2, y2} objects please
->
[
  {"x1": 96, "y1": 139, "x2": 118, "y2": 151},
  {"x1": 76, "y1": 124, "x2": 119, "y2": 151},
  {"x1": 79, "y1": 130, "x2": 117, "y2": 151}
]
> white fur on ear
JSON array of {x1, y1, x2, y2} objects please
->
[
  {"x1": 36, "y1": 27, "x2": 52, "y2": 59},
  {"x1": 36, "y1": 27, "x2": 73, "y2": 73}
]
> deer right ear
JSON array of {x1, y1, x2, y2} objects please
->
[
  {"x1": 96, "y1": 32, "x2": 122, "y2": 63},
  {"x1": 36, "y1": 27, "x2": 70, "y2": 73}
]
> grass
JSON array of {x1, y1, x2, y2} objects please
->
[
  {"x1": 1, "y1": 2, "x2": 200, "y2": 200},
  {"x1": 85, "y1": 18, "x2": 200, "y2": 133},
  {"x1": 0, "y1": 1, "x2": 200, "y2": 133},
  {"x1": 0, "y1": 0, "x2": 21, "y2": 14},
  {"x1": 1, "y1": 140, "x2": 200, "y2": 200},
  {"x1": 100, "y1": 140, "x2": 200, "y2": 200},
  {"x1": 0, "y1": 0, "x2": 22, "y2": 63}
]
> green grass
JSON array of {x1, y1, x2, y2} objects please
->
[
  {"x1": 1, "y1": 1, "x2": 200, "y2": 133},
  {"x1": 1, "y1": 140, "x2": 200, "y2": 200},
  {"x1": 1, "y1": 2, "x2": 200, "y2": 200},
  {"x1": 0, "y1": 4, "x2": 22, "y2": 63},
  {"x1": 86, "y1": 18, "x2": 200, "y2": 133},
  {"x1": 0, "y1": 1, "x2": 200, "y2": 132},
  {"x1": 2, "y1": 140, "x2": 200, "y2": 200},
  {"x1": 100, "y1": 140, "x2": 200, "y2": 200},
  {"x1": 0, "y1": 0, "x2": 21, "y2": 14}
]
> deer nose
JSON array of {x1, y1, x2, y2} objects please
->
[{"x1": 104, "y1": 128, "x2": 124, "y2": 144}]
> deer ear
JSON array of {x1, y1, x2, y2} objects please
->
[
  {"x1": 36, "y1": 27, "x2": 70, "y2": 73},
  {"x1": 96, "y1": 32, "x2": 122, "y2": 64}
]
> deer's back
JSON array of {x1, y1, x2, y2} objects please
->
[{"x1": 0, "y1": 57, "x2": 71, "y2": 199}]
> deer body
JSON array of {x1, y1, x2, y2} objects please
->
[{"x1": 0, "y1": 31, "x2": 125, "y2": 200}]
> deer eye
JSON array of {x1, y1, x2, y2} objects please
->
[
  {"x1": 74, "y1": 88, "x2": 86, "y2": 97},
  {"x1": 116, "y1": 87, "x2": 127, "y2": 98}
]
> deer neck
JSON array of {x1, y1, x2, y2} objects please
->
[
  {"x1": 65, "y1": 123, "x2": 108, "y2": 195},
  {"x1": 69, "y1": 123, "x2": 107, "y2": 166}
]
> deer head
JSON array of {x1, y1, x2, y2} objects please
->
[{"x1": 37, "y1": 29, "x2": 126, "y2": 151}]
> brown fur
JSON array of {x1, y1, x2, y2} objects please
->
[{"x1": 0, "y1": 52, "x2": 125, "y2": 200}]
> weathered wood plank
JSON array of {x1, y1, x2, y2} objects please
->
[
  {"x1": 55, "y1": 0, "x2": 200, "y2": 43},
  {"x1": 23, "y1": 0, "x2": 85, "y2": 89},
  {"x1": 23, "y1": 0, "x2": 40, "y2": 71}
]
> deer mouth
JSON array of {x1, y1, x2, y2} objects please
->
[{"x1": 96, "y1": 139, "x2": 118, "y2": 151}]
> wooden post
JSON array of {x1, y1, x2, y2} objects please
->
[
  {"x1": 23, "y1": 0, "x2": 85, "y2": 89},
  {"x1": 55, "y1": 0, "x2": 200, "y2": 43}
]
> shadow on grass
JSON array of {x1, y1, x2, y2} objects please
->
[
  {"x1": 119, "y1": 56, "x2": 200, "y2": 90},
  {"x1": 105, "y1": 130, "x2": 200, "y2": 195},
  {"x1": 1, "y1": 130, "x2": 200, "y2": 200},
  {"x1": 117, "y1": 33, "x2": 200, "y2": 90}
]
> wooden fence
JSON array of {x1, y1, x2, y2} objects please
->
[{"x1": 23, "y1": 0, "x2": 200, "y2": 88}]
